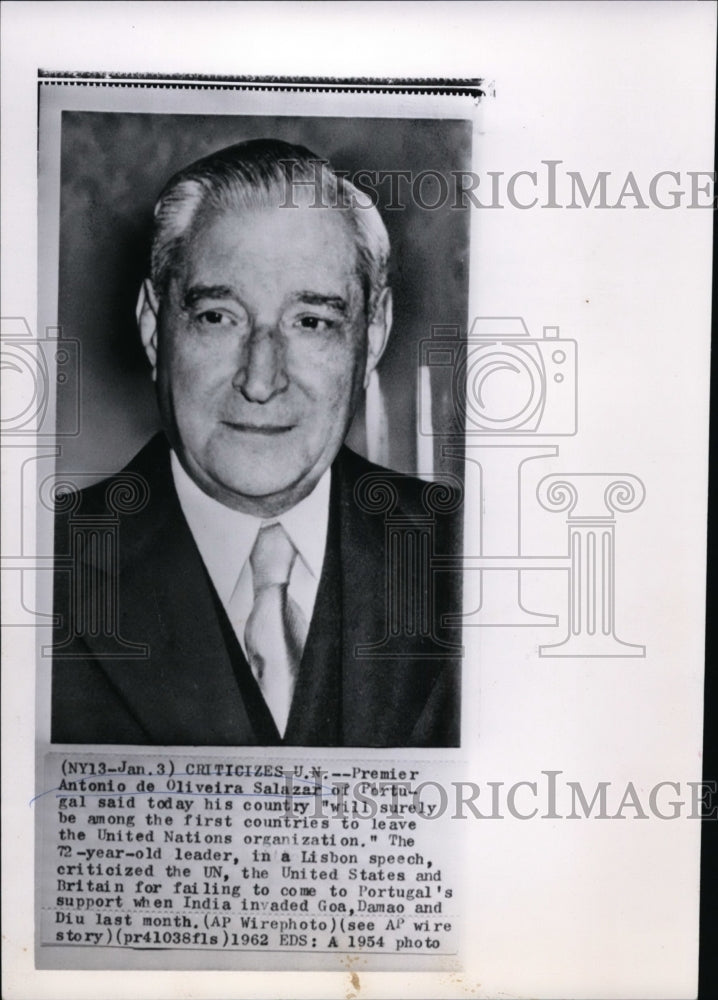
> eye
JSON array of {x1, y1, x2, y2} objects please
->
[
  {"x1": 197, "y1": 310, "x2": 233, "y2": 327},
  {"x1": 295, "y1": 314, "x2": 338, "y2": 333}
]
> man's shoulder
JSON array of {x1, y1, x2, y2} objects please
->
[
  {"x1": 336, "y1": 446, "x2": 463, "y2": 525},
  {"x1": 55, "y1": 433, "x2": 171, "y2": 519}
]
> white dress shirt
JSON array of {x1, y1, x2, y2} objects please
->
[{"x1": 171, "y1": 452, "x2": 330, "y2": 658}]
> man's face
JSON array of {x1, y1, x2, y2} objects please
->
[{"x1": 141, "y1": 203, "x2": 386, "y2": 515}]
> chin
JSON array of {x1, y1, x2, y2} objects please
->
[
  {"x1": 196, "y1": 438, "x2": 329, "y2": 506},
  {"x1": 223, "y1": 478, "x2": 295, "y2": 501},
  {"x1": 207, "y1": 461, "x2": 308, "y2": 503}
]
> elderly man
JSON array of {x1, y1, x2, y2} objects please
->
[{"x1": 51, "y1": 138, "x2": 461, "y2": 747}]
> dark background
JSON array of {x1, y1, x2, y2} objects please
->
[{"x1": 55, "y1": 112, "x2": 471, "y2": 478}]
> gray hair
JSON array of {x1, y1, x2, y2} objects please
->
[{"x1": 150, "y1": 138, "x2": 390, "y2": 318}]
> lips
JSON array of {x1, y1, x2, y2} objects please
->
[{"x1": 221, "y1": 420, "x2": 294, "y2": 435}]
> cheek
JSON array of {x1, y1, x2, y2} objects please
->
[
  {"x1": 290, "y1": 338, "x2": 365, "y2": 405},
  {"x1": 305, "y1": 369, "x2": 358, "y2": 424},
  {"x1": 165, "y1": 338, "x2": 230, "y2": 396}
]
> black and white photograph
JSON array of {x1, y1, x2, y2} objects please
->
[{"x1": 46, "y1": 109, "x2": 471, "y2": 747}]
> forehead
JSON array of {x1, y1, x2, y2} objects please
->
[{"x1": 177, "y1": 203, "x2": 361, "y2": 293}]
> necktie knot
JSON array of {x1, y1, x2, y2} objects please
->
[{"x1": 250, "y1": 523, "x2": 297, "y2": 593}]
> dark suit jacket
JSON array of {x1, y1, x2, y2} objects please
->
[{"x1": 51, "y1": 434, "x2": 462, "y2": 746}]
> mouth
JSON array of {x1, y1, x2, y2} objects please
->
[{"x1": 221, "y1": 420, "x2": 295, "y2": 436}]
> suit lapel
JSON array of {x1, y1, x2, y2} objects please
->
[
  {"x1": 79, "y1": 437, "x2": 259, "y2": 745},
  {"x1": 335, "y1": 448, "x2": 449, "y2": 746},
  {"x1": 283, "y1": 475, "x2": 343, "y2": 746}
]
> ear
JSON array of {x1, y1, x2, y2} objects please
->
[
  {"x1": 363, "y1": 287, "x2": 393, "y2": 389},
  {"x1": 136, "y1": 279, "x2": 160, "y2": 380}
]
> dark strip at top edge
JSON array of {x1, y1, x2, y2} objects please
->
[
  {"x1": 37, "y1": 71, "x2": 491, "y2": 97},
  {"x1": 38, "y1": 71, "x2": 485, "y2": 85}
]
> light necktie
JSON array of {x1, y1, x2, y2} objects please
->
[{"x1": 244, "y1": 523, "x2": 308, "y2": 736}]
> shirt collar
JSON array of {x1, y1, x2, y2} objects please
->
[{"x1": 170, "y1": 452, "x2": 330, "y2": 603}]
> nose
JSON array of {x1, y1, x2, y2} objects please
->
[{"x1": 232, "y1": 325, "x2": 288, "y2": 403}]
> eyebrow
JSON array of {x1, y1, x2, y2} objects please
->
[
  {"x1": 182, "y1": 284, "x2": 239, "y2": 309},
  {"x1": 292, "y1": 292, "x2": 348, "y2": 314},
  {"x1": 181, "y1": 285, "x2": 349, "y2": 314}
]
